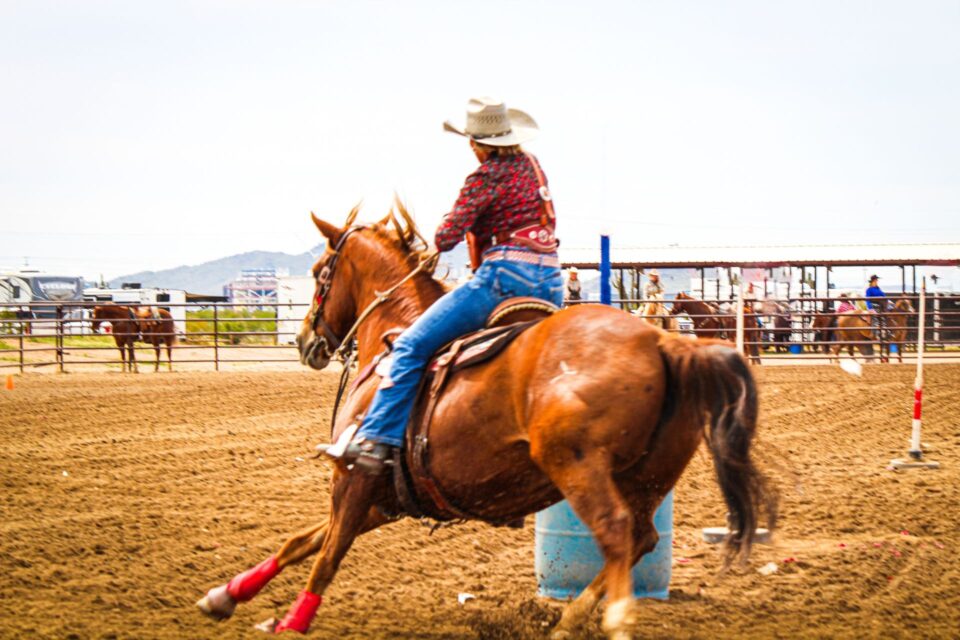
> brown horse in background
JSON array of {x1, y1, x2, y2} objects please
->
[
  {"x1": 831, "y1": 311, "x2": 875, "y2": 359},
  {"x1": 883, "y1": 298, "x2": 914, "y2": 363},
  {"x1": 90, "y1": 305, "x2": 141, "y2": 372},
  {"x1": 811, "y1": 313, "x2": 836, "y2": 353},
  {"x1": 136, "y1": 307, "x2": 177, "y2": 372},
  {"x1": 90, "y1": 305, "x2": 176, "y2": 372},
  {"x1": 197, "y1": 207, "x2": 775, "y2": 639},
  {"x1": 670, "y1": 292, "x2": 761, "y2": 364}
]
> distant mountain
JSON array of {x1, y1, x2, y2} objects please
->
[{"x1": 110, "y1": 244, "x2": 325, "y2": 294}]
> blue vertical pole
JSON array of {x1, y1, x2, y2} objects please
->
[{"x1": 600, "y1": 234, "x2": 611, "y2": 305}]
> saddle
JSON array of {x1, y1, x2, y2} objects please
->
[{"x1": 356, "y1": 297, "x2": 559, "y2": 525}]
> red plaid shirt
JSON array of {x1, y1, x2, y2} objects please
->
[{"x1": 434, "y1": 153, "x2": 552, "y2": 252}]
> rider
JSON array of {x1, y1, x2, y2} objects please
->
[
  {"x1": 866, "y1": 274, "x2": 887, "y2": 330},
  {"x1": 865, "y1": 275, "x2": 886, "y2": 312},
  {"x1": 565, "y1": 267, "x2": 582, "y2": 302},
  {"x1": 836, "y1": 293, "x2": 857, "y2": 314},
  {"x1": 321, "y1": 97, "x2": 563, "y2": 474},
  {"x1": 644, "y1": 269, "x2": 664, "y2": 300}
]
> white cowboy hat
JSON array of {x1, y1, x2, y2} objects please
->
[
  {"x1": 443, "y1": 97, "x2": 539, "y2": 147},
  {"x1": 647, "y1": 269, "x2": 660, "y2": 277},
  {"x1": 567, "y1": 267, "x2": 578, "y2": 274}
]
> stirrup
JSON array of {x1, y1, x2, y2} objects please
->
[
  {"x1": 317, "y1": 423, "x2": 360, "y2": 461},
  {"x1": 353, "y1": 442, "x2": 397, "y2": 475}
]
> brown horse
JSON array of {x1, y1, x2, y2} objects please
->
[
  {"x1": 90, "y1": 305, "x2": 142, "y2": 372},
  {"x1": 831, "y1": 312, "x2": 875, "y2": 359},
  {"x1": 811, "y1": 313, "x2": 835, "y2": 353},
  {"x1": 670, "y1": 293, "x2": 761, "y2": 364},
  {"x1": 883, "y1": 298, "x2": 915, "y2": 363},
  {"x1": 760, "y1": 299, "x2": 792, "y2": 353},
  {"x1": 197, "y1": 208, "x2": 775, "y2": 639},
  {"x1": 670, "y1": 292, "x2": 728, "y2": 339},
  {"x1": 90, "y1": 305, "x2": 176, "y2": 372},
  {"x1": 136, "y1": 307, "x2": 176, "y2": 372}
]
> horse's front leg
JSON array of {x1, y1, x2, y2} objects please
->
[
  {"x1": 167, "y1": 340, "x2": 173, "y2": 372},
  {"x1": 197, "y1": 507, "x2": 390, "y2": 622},
  {"x1": 267, "y1": 473, "x2": 382, "y2": 634},
  {"x1": 197, "y1": 521, "x2": 327, "y2": 621},
  {"x1": 129, "y1": 339, "x2": 139, "y2": 373},
  {"x1": 153, "y1": 341, "x2": 160, "y2": 372}
]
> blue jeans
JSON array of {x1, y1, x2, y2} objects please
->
[{"x1": 356, "y1": 249, "x2": 564, "y2": 447}]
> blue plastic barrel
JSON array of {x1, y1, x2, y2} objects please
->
[
  {"x1": 890, "y1": 344, "x2": 899, "y2": 354},
  {"x1": 788, "y1": 344, "x2": 802, "y2": 354},
  {"x1": 535, "y1": 490, "x2": 673, "y2": 600}
]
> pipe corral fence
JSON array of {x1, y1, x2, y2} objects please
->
[{"x1": 2, "y1": 296, "x2": 959, "y2": 372}]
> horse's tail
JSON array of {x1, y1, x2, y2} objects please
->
[{"x1": 658, "y1": 335, "x2": 777, "y2": 565}]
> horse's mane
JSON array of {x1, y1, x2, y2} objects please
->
[{"x1": 343, "y1": 198, "x2": 448, "y2": 317}]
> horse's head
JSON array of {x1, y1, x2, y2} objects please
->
[
  {"x1": 670, "y1": 292, "x2": 691, "y2": 315},
  {"x1": 895, "y1": 298, "x2": 915, "y2": 313},
  {"x1": 90, "y1": 306, "x2": 104, "y2": 333},
  {"x1": 297, "y1": 200, "x2": 437, "y2": 371}
]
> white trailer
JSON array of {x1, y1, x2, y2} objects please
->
[{"x1": 276, "y1": 275, "x2": 314, "y2": 344}]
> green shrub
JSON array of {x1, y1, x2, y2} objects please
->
[{"x1": 186, "y1": 309, "x2": 277, "y2": 345}]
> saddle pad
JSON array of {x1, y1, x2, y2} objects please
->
[{"x1": 427, "y1": 321, "x2": 537, "y2": 374}]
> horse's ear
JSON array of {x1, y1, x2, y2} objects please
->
[
  {"x1": 311, "y1": 212, "x2": 342, "y2": 243},
  {"x1": 344, "y1": 201, "x2": 362, "y2": 227}
]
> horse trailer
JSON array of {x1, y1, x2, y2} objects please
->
[{"x1": 1, "y1": 270, "x2": 85, "y2": 334}]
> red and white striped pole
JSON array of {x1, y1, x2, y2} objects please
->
[
  {"x1": 890, "y1": 276, "x2": 940, "y2": 470},
  {"x1": 908, "y1": 278, "x2": 926, "y2": 459}
]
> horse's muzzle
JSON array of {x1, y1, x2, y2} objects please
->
[{"x1": 297, "y1": 333, "x2": 331, "y2": 371}]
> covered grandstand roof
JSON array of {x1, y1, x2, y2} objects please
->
[{"x1": 559, "y1": 242, "x2": 960, "y2": 269}]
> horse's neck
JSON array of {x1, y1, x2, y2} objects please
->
[
  {"x1": 353, "y1": 272, "x2": 444, "y2": 367},
  {"x1": 105, "y1": 306, "x2": 132, "y2": 320},
  {"x1": 692, "y1": 301, "x2": 713, "y2": 316}
]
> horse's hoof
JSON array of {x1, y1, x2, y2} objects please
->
[
  {"x1": 197, "y1": 584, "x2": 237, "y2": 620},
  {"x1": 254, "y1": 617, "x2": 278, "y2": 633}
]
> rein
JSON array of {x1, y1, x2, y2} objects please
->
[{"x1": 307, "y1": 225, "x2": 439, "y2": 431}]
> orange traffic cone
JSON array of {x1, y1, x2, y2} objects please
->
[{"x1": 5, "y1": 375, "x2": 13, "y2": 391}]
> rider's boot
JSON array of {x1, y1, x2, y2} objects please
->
[{"x1": 317, "y1": 424, "x2": 396, "y2": 475}]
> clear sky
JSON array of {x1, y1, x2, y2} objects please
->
[{"x1": 1, "y1": 0, "x2": 958, "y2": 280}]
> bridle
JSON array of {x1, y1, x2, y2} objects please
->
[
  {"x1": 305, "y1": 225, "x2": 440, "y2": 365},
  {"x1": 307, "y1": 225, "x2": 365, "y2": 362}
]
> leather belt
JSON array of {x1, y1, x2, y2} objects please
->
[
  {"x1": 492, "y1": 222, "x2": 558, "y2": 252},
  {"x1": 483, "y1": 248, "x2": 560, "y2": 268}
]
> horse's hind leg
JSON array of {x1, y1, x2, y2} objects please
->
[
  {"x1": 153, "y1": 342, "x2": 160, "y2": 372},
  {"x1": 533, "y1": 446, "x2": 635, "y2": 640},
  {"x1": 167, "y1": 340, "x2": 173, "y2": 371}
]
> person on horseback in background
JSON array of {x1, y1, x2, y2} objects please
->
[
  {"x1": 321, "y1": 97, "x2": 563, "y2": 474},
  {"x1": 866, "y1": 275, "x2": 886, "y2": 311},
  {"x1": 644, "y1": 269, "x2": 664, "y2": 300},
  {"x1": 836, "y1": 292, "x2": 857, "y2": 314},
  {"x1": 866, "y1": 274, "x2": 888, "y2": 330}
]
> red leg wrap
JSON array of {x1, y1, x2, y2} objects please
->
[
  {"x1": 275, "y1": 590, "x2": 322, "y2": 634},
  {"x1": 226, "y1": 555, "x2": 280, "y2": 602}
]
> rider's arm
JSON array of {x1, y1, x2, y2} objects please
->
[{"x1": 434, "y1": 166, "x2": 494, "y2": 252}]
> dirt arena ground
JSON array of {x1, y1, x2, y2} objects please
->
[{"x1": 2, "y1": 364, "x2": 958, "y2": 639}]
